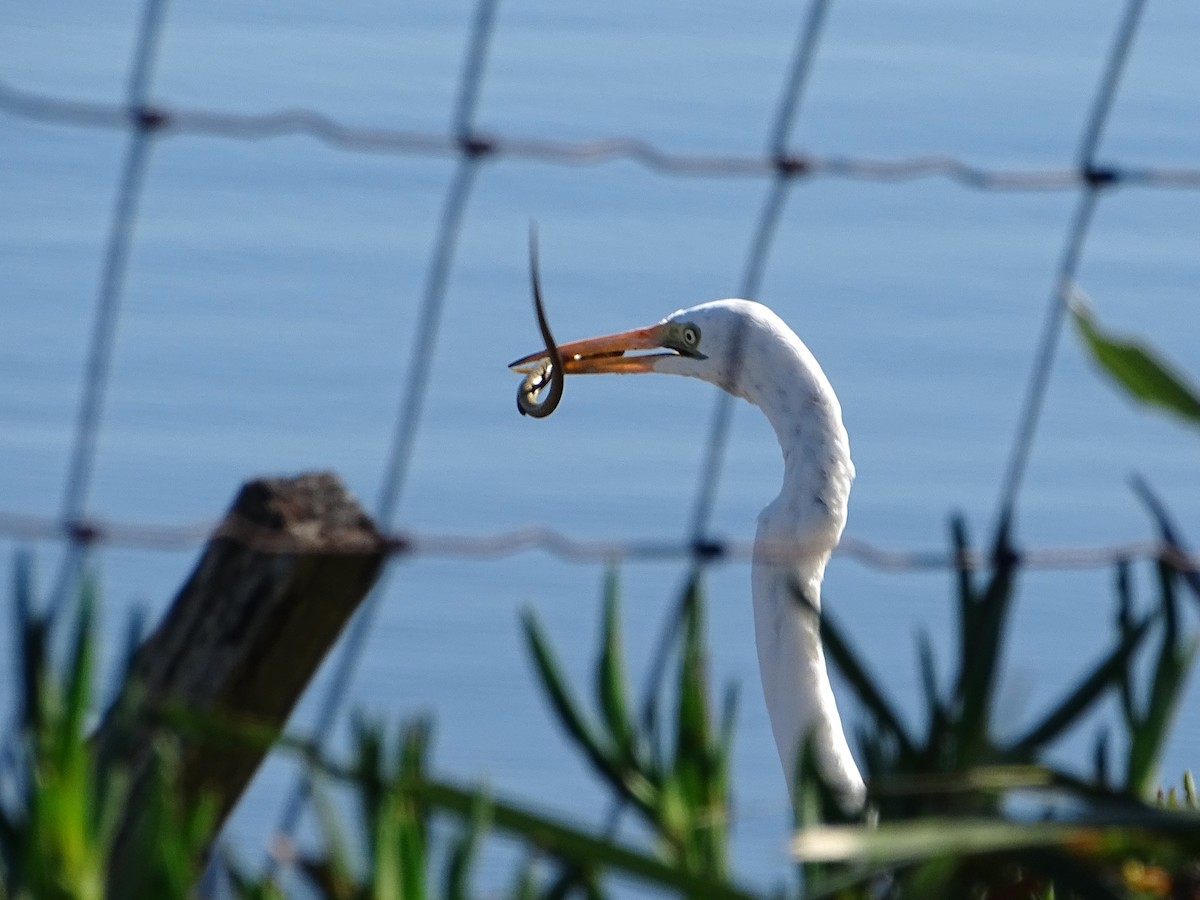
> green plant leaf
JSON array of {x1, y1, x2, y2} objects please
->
[
  {"x1": 1120, "y1": 561, "x2": 1197, "y2": 796},
  {"x1": 951, "y1": 516, "x2": 975, "y2": 675},
  {"x1": 596, "y1": 570, "x2": 636, "y2": 765},
  {"x1": 868, "y1": 765, "x2": 1055, "y2": 799},
  {"x1": 673, "y1": 581, "x2": 710, "y2": 787},
  {"x1": 305, "y1": 775, "x2": 359, "y2": 900},
  {"x1": 395, "y1": 722, "x2": 431, "y2": 900},
  {"x1": 1128, "y1": 638, "x2": 1197, "y2": 795},
  {"x1": 1010, "y1": 612, "x2": 1152, "y2": 755},
  {"x1": 507, "y1": 856, "x2": 540, "y2": 900},
  {"x1": 224, "y1": 856, "x2": 287, "y2": 900},
  {"x1": 1094, "y1": 727, "x2": 1111, "y2": 788},
  {"x1": 14, "y1": 549, "x2": 46, "y2": 738},
  {"x1": 1070, "y1": 293, "x2": 1200, "y2": 428},
  {"x1": 1114, "y1": 562, "x2": 1141, "y2": 733},
  {"x1": 718, "y1": 682, "x2": 739, "y2": 771},
  {"x1": 58, "y1": 576, "x2": 95, "y2": 773},
  {"x1": 521, "y1": 608, "x2": 655, "y2": 814},
  {"x1": 667, "y1": 579, "x2": 731, "y2": 878},
  {"x1": 405, "y1": 776, "x2": 760, "y2": 900},
  {"x1": 791, "y1": 818, "x2": 1087, "y2": 865},
  {"x1": 443, "y1": 788, "x2": 490, "y2": 900},
  {"x1": 352, "y1": 716, "x2": 389, "y2": 868},
  {"x1": 954, "y1": 546, "x2": 1016, "y2": 762},
  {"x1": 810, "y1": 585, "x2": 915, "y2": 758},
  {"x1": 914, "y1": 630, "x2": 949, "y2": 749},
  {"x1": 522, "y1": 608, "x2": 602, "y2": 759},
  {"x1": 1131, "y1": 474, "x2": 1200, "y2": 602}
]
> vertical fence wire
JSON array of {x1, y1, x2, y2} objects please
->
[
  {"x1": 626, "y1": 0, "x2": 833, "y2": 790},
  {"x1": 993, "y1": 0, "x2": 1147, "y2": 535},
  {"x1": 266, "y1": 0, "x2": 501, "y2": 859},
  {"x1": 47, "y1": 0, "x2": 171, "y2": 619},
  {"x1": 685, "y1": 0, "x2": 832, "y2": 547},
  {"x1": 541, "y1": 12, "x2": 840, "y2": 884}
]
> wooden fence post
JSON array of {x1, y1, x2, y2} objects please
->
[{"x1": 94, "y1": 471, "x2": 387, "y2": 895}]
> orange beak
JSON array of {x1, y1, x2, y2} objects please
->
[{"x1": 508, "y1": 323, "x2": 670, "y2": 375}]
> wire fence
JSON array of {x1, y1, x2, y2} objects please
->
[
  {"x1": 7, "y1": 78, "x2": 1200, "y2": 189},
  {"x1": 2, "y1": 505, "x2": 1199, "y2": 572},
  {"x1": 4, "y1": 0, "x2": 1198, "y2": 870},
  {"x1": 2, "y1": 2, "x2": 1196, "y2": 580}
]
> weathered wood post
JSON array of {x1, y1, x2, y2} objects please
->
[{"x1": 95, "y1": 471, "x2": 388, "y2": 896}]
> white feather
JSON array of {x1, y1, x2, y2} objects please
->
[{"x1": 655, "y1": 299, "x2": 864, "y2": 810}]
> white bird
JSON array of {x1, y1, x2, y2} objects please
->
[{"x1": 510, "y1": 298, "x2": 865, "y2": 811}]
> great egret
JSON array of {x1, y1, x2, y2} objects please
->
[{"x1": 510, "y1": 299, "x2": 865, "y2": 811}]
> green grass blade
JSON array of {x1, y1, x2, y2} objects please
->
[
  {"x1": 1070, "y1": 293, "x2": 1200, "y2": 428},
  {"x1": 915, "y1": 630, "x2": 950, "y2": 748},
  {"x1": 1127, "y1": 562, "x2": 1198, "y2": 795},
  {"x1": 951, "y1": 516, "x2": 975, "y2": 685},
  {"x1": 1114, "y1": 562, "x2": 1140, "y2": 731},
  {"x1": 1131, "y1": 474, "x2": 1200, "y2": 602},
  {"x1": 352, "y1": 716, "x2": 389, "y2": 866},
  {"x1": 811, "y1": 585, "x2": 915, "y2": 757},
  {"x1": 396, "y1": 721, "x2": 432, "y2": 900},
  {"x1": 673, "y1": 581, "x2": 709, "y2": 777},
  {"x1": 718, "y1": 682, "x2": 739, "y2": 767},
  {"x1": 58, "y1": 578, "x2": 96, "y2": 772},
  {"x1": 1128, "y1": 639, "x2": 1197, "y2": 796},
  {"x1": 224, "y1": 856, "x2": 286, "y2": 900},
  {"x1": 522, "y1": 608, "x2": 602, "y2": 757},
  {"x1": 305, "y1": 776, "x2": 359, "y2": 899},
  {"x1": 521, "y1": 608, "x2": 655, "y2": 813},
  {"x1": 408, "y1": 777, "x2": 760, "y2": 900},
  {"x1": 1011, "y1": 613, "x2": 1152, "y2": 755},
  {"x1": 115, "y1": 607, "x2": 146, "y2": 689},
  {"x1": 1093, "y1": 728, "x2": 1111, "y2": 789},
  {"x1": 14, "y1": 550, "x2": 46, "y2": 737},
  {"x1": 595, "y1": 570, "x2": 636, "y2": 763},
  {"x1": 507, "y1": 856, "x2": 539, "y2": 900},
  {"x1": 954, "y1": 552, "x2": 1016, "y2": 760},
  {"x1": 443, "y1": 790, "x2": 490, "y2": 900},
  {"x1": 791, "y1": 818, "x2": 1087, "y2": 865}
]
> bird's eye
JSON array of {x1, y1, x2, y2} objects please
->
[{"x1": 664, "y1": 322, "x2": 703, "y2": 357}]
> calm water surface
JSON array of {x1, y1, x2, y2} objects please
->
[{"x1": 3, "y1": 1, "x2": 1200, "y2": 890}]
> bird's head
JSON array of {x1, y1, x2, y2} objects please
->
[{"x1": 509, "y1": 298, "x2": 774, "y2": 400}]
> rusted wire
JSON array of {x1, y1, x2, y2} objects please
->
[
  {"x1": 0, "y1": 509, "x2": 1194, "y2": 573},
  {"x1": 4, "y1": 79, "x2": 1199, "y2": 192}
]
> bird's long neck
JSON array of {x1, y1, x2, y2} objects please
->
[
  {"x1": 752, "y1": 343, "x2": 854, "y2": 564},
  {"x1": 751, "y1": 535, "x2": 862, "y2": 811},
  {"x1": 747, "y1": 334, "x2": 864, "y2": 811}
]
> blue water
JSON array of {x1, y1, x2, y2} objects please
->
[{"x1": 3, "y1": 0, "x2": 1200, "y2": 891}]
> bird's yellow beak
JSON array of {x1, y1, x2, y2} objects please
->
[{"x1": 508, "y1": 323, "x2": 669, "y2": 375}]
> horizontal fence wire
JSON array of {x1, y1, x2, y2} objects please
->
[
  {"x1": 0, "y1": 509, "x2": 1195, "y2": 573},
  {"x1": 4, "y1": 78, "x2": 1200, "y2": 191}
]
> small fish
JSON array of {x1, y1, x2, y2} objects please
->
[
  {"x1": 514, "y1": 228, "x2": 563, "y2": 418},
  {"x1": 518, "y1": 357, "x2": 557, "y2": 417}
]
